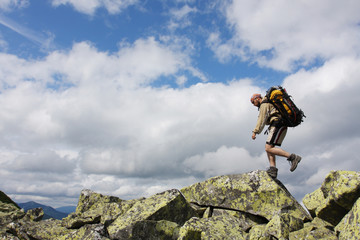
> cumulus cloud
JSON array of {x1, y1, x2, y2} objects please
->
[
  {"x1": 208, "y1": 0, "x2": 360, "y2": 71},
  {"x1": 51, "y1": 0, "x2": 138, "y2": 15},
  {"x1": 1, "y1": 0, "x2": 360, "y2": 208}
]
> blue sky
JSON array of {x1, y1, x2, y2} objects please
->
[{"x1": 1, "y1": 0, "x2": 360, "y2": 207}]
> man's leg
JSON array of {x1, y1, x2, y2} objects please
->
[
  {"x1": 266, "y1": 150, "x2": 276, "y2": 167},
  {"x1": 265, "y1": 144, "x2": 290, "y2": 159}
]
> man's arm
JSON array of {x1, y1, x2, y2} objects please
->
[{"x1": 252, "y1": 104, "x2": 269, "y2": 139}]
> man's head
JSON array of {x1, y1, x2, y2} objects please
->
[{"x1": 250, "y1": 93, "x2": 262, "y2": 107}]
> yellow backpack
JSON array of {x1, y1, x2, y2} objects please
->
[{"x1": 265, "y1": 86, "x2": 305, "y2": 127}]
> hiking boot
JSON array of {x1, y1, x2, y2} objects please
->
[
  {"x1": 267, "y1": 166, "x2": 278, "y2": 179},
  {"x1": 288, "y1": 154, "x2": 302, "y2": 172}
]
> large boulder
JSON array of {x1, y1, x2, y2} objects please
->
[
  {"x1": 303, "y1": 170, "x2": 360, "y2": 225},
  {"x1": 62, "y1": 189, "x2": 136, "y2": 228},
  {"x1": 107, "y1": 189, "x2": 199, "y2": 239},
  {"x1": 180, "y1": 170, "x2": 311, "y2": 222},
  {"x1": 0, "y1": 191, "x2": 25, "y2": 236}
]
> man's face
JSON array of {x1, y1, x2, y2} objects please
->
[{"x1": 252, "y1": 98, "x2": 260, "y2": 107}]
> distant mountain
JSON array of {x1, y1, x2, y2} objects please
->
[
  {"x1": 17, "y1": 201, "x2": 69, "y2": 220},
  {"x1": 56, "y1": 205, "x2": 77, "y2": 214}
]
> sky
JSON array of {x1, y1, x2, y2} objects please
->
[{"x1": 0, "y1": 0, "x2": 359, "y2": 208}]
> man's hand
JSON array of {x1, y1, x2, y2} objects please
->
[{"x1": 252, "y1": 132, "x2": 256, "y2": 140}]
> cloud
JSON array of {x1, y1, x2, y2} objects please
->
[
  {"x1": 209, "y1": 0, "x2": 360, "y2": 71},
  {"x1": 1, "y1": 1, "x2": 360, "y2": 208},
  {"x1": 1, "y1": 38, "x2": 360, "y2": 206},
  {"x1": 0, "y1": 0, "x2": 29, "y2": 11},
  {"x1": 168, "y1": 4, "x2": 198, "y2": 30},
  {"x1": 0, "y1": 14, "x2": 55, "y2": 49},
  {"x1": 51, "y1": 0, "x2": 138, "y2": 15}
]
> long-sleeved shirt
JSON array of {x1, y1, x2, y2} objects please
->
[{"x1": 253, "y1": 98, "x2": 282, "y2": 134}]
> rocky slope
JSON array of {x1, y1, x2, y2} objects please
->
[{"x1": 1, "y1": 170, "x2": 359, "y2": 239}]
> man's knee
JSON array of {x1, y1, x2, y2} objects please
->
[{"x1": 265, "y1": 144, "x2": 274, "y2": 153}]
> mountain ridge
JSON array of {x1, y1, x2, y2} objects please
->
[{"x1": 17, "y1": 201, "x2": 73, "y2": 220}]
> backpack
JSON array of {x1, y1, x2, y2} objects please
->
[{"x1": 265, "y1": 86, "x2": 305, "y2": 127}]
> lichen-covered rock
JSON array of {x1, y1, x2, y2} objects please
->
[
  {"x1": 265, "y1": 213, "x2": 303, "y2": 239},
  {"x1": 313, "y1": 170, "x2": 360, "y2": 225},
  {"x1": 248, "y1": 224, "x2": 272, "y2": 240},
  {"x1": 6, "y1": 218, "x2": 71, "y2": 240},
  {"x1": 302, "y1": 188, "x2": 325, "y2": 218},
  {"x1": 0, "y1": 191, "x2": 26, "y2": 237},
  {"x1": 59, "y1": 223, "x2": 110, "y2": 240},
  {"x1": 207, "y1": 208, "x2": 268, "y2": 232},
  {"x1": 180, "y1": 171, "x2": 311, "y2": 221},
  {"x1": 107, "y1": 189, "x2": 198, "y2": 239},
  {"x1": 178, "y1": 215, "x2": 247, "y2": 240},
  {"x1": 130, "y1": 220, "x2": 180, "y2": 240},
  {"x1": 22, "y1": 207, "x2": 44, "y2": 222},
  {"x1": 62, "y1": 189, "x2": 136, "y2": 229},
  {"x1": 335, "y1": 197, "x2": 360, "y2": 240},
  {"x1": 289, "y1": 217, "x2": 336, "y2": 240}
]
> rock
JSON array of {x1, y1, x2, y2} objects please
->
[
  {"x1": 22, "y1": 208, "x2": 44, "y2": 222},
  {"x1": 177, "y1": 215, "x2": 247, "y2": 240},
  {"x1": 303, "y1": 170, "x2": 360, "y2": 226},
  {"x1": 180, "y1": 170, "x2": 311, "y2": 221},
  {"x1": 302, "y1": 188, "x2": 325, "y2": 218},
  {"x1": 289, "y1": 216, "x2": 336, "y2": 240},
  {"x1": 130, "y1": 220, "x2": 180, "y2": 240},
  {"x1": 107, "y1": 189, "x2": 198, "y2": 239},
  {"x1": 208, "y1": 208, "x2": 268, "y2": 232},
  {"x1": 248, "y1": 224, "x2": 271, "y2": 240},
  {"x1": 335, "y1": 197, "x2": 360, "y2": 239},
  {"x1": 2, "y1": 170, "x2": 359, "y2": 240},
  {"x1": 62, "y1": 189, "x2": 136, "y2": 229},
  {"x1": 6, "y1": 218, "x2": 71, "y2": 240},
  {"x1": 265, "y1": 213, "x2": 303, "y2": 240},
  {"x1": 59, "y1": 223, "x2": 110, "y2": 240},
  {"x1": 0, "y1": 191, "x2": 26, "y2": 236}
]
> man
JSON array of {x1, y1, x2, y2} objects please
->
[{"x1": 251, "y1": 93, "x2": 301, "y2": 179}]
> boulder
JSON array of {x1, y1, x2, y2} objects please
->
[
  {"x1": 107, "y1": 189, "x2": 199, "y2": 239},
  {"x1": 177, "y1": 215, "x2": 247, "y2": 240},
  {"x1": 130, "y1": 220, "x2": 180, "y2": 240},
  {"x1": 62, "y1": 189, "x2": 136, "y2": 228},
  {"x1": 0, "y1": 191, "x2": 25, "y2": 226},
  {"x1": 59, "y1": 223, "x2": 110, "y2": 240},
  {"x1": 6, "y1": 218, "x2": 71, "y2": 240},
  {"x1": 180, "y1": 170, "x2": 311, "y2": 222},
  {"x1": 302, "y1": 188, "x2": 325, "y2": 218},
  {"x1": 303, "y1": 170, "x2": 360, "y2": 225},
  {"x1": 335, "y1": 197, "x2": 360, "y2": 239},
  {"x1": 289, "y1": 217, "x2": 336, "y2": 240},
  {"x1": 265, "y1": 213, "x2": 303, "y2": 240}
]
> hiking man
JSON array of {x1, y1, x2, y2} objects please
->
[{"x1": 250, "y1": 93, "x2": 301, "y2": 178}]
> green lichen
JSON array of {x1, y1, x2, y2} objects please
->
[
  {"x1": 335, "y1": 197, "x2": 360, "y2": 239},
  {"x1": 178, "y1": 216, "x2": 247, "y2": 240},
  {"x1": 107, "y1": 189, "x2": 198, "y2": 239}
]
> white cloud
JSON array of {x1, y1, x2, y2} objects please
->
[
  {"x1": 210, "y1": 0, "x2": 360, "y2": 71},
  {"x1": 1, "y1": 1, "x2": 360, "y2": 208},
  {"x1": 51, "y1": 0, "x2": 138, "y2": 15},
  {"x1": 0, "y1": 0, "x2": 29, "y2": 11}
]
